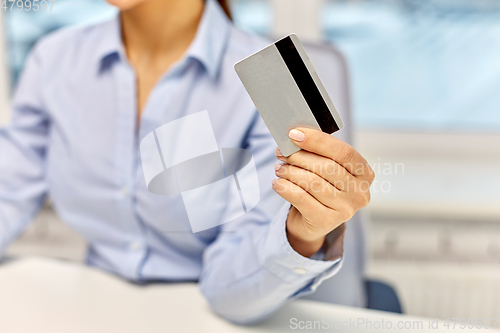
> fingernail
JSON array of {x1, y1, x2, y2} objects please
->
[
  {"x1": 272, "y1": 179, "x2": 277, "y2": 185},
  {"x1": 274, "y1": 163, "x2": 282, "y2": 171},
  {"x1": 289, "y1": 129, "x2": 305, "y2": 142},
  {"x1": 275, "y1": 147, "x2": 283, "y2": 156}
]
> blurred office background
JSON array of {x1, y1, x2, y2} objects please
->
[{"x1": 1, "y1": 0, "x2": 500, "y2": 321}]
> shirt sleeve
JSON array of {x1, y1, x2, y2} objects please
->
[
  {"x1": 199, "y1": 112, "x2": 346, "y2": 324},
  {"x1": 0, "y1": 43, "x2": 49, "y2": 256}
]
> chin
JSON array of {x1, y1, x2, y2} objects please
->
[{"x1": 106, "y1": 0, "x2": 147, "y2": 10}]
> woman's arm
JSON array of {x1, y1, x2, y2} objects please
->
[
  {"x1": 199, "y1": 112, "x2": 346, "y2": 324},
  {"x1": 0, "y1": 43, "x2": 50, "y2": 256}
]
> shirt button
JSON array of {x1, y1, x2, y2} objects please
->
[
  {"x1": 294, "y1": 267, "x2": 307, "y2": 275},
  {"x1": 121, "y1": 187, "x2": 129, "y2": 196},
  {"x1": 130, "y1": 241, "x2": 142, "y2": 251}
]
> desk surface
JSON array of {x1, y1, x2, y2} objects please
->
[{"x1": 0, "y1": 257, "x2": 495, "y2": 333}]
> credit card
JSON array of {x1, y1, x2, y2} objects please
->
[{"x1": 234, "y1": 34, "x2": 344, "y2": 157}]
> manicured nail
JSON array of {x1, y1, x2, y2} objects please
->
[
  {"x1": 272, "y1": 179, "x2": 277, "y2": 185},
  {"x1": 274, "y1": 163, "x2": 282, "y2": 171},
  {"x1": 275, "y1": 147, "x2": 283, "y2": 157},
  {"x1": 289, "y1": 129, "x2": 305, "y2": 142}
]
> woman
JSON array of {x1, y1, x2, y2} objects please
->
[{"x1": 0, "y1": 0, "x2": 374, "y2": 323}]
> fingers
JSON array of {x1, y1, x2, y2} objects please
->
[
  {"x1": 272, "y1": 178, "x2": 338, "y2": 233},
  {"x1": 275, "y1": 162, "x2": 371, "y2": 213},
  {"x1": 276, "y1": 148, "x2": 358, "y2": 192},
  {"x1": 274, "y1": 162, "x2": 342, "y2": 207},
  {"x1": 272, "y1": 177, "x2": 351, "y2": 232},
  {"x1": 288, "y1": 128, "x2": 375, "y2": 181}
]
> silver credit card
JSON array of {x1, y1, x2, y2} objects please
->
[{"x1": 234, "y1": 34, "x2": 344, "y2": 156}]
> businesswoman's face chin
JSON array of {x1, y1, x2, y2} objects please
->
[{"x1": 106, "y1": 0, "x2": 148, "y2": 10}]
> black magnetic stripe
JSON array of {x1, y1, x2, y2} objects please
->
[{"x1": 275, "y1": 36, "x2": 339, "y2": 133}]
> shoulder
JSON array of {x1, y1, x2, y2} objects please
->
[
  {"x1": 31, "y1": 18, "x2": 117, "y2": 64},
  {"x1": 225, "y1": 25, "x2": 272, "y2": 61}
]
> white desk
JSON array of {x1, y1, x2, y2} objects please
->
[{"x1": 0, "y1": 257, "x2": 496, "y2": 333}]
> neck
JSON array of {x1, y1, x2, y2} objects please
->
[{"x1": 121, "y1": 0, "x2": 204, "y2": 61}]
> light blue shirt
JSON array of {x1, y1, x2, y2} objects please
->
[{"x1": 0, "y1": 0, "x2": 363, "y2": 323}]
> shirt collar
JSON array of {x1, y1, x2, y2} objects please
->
[
  {"x1": 95, "y1": 0, "x2": 231, "y2": 79},
  {"x1": 94, "y1": 16, "x2": 122, "y2": 64}
]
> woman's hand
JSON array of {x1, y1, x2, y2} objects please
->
[{"x1": 272, "y1": 128, "x2": 375, "y2": 258}]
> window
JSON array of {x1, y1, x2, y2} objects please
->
[
  {"x1": 4, "y1": 0, "x2": 116, "y2": 87},
  {"x1": 322, "y1": 0, "x2": 500, "y2": 130},
  {"x1": 5, "y1": 0, "x2": 499, "y2": 131}
]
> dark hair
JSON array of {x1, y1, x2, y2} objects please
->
[{"x1": 217, "y1": 0, "x2": 231, "y2": 19}]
